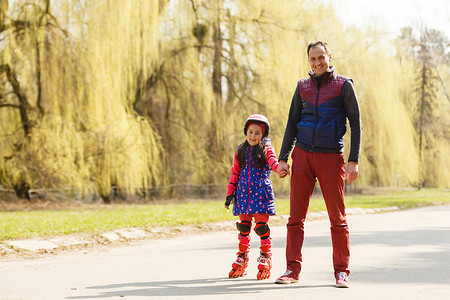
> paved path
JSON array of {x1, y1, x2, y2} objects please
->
[{"x1": 1, "y1": 206, "x2": 450, "y2": 299}]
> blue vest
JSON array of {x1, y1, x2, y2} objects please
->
[{"x1": 297, "y1": 68, "x2": 351, "y2": 150}]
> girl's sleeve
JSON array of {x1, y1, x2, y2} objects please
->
[
  {"x1": 265, "y1": 146, "x2": 280, "y2": 174},
  {"x1": 226, "y1": 152, "x2": 240, "y2": 195}
]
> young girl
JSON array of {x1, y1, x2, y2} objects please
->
[{"x1": 225, "y1": 114, "x2": 285, "y2": 280}]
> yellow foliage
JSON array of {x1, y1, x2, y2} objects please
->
[
  {"x1": 0, "y1": 0, "x2": 164, "y2": 198},
  {"x1": 0, "y1": 0, "x2": 448, "y2": 200}
]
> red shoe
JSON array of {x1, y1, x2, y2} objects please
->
[
  {"x1": 228, "y1": 252, "x2": 249, "y2": 278},
  {"x1": 335, "y1": 272, "x2": 350, "y2": 288},
  {"x1": 275, "y1": 270, "x2": 299, "y2": 284},
  {"x1": 257, "y1": 251, "x2": 272, "y2": 280}
]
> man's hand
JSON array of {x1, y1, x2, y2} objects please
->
[
  {"x1": 346, "y1": 161, "x2": 359, "y2": 183},
  {"x1": 277, "y1": 160, "x2": 290, "y2": 178}
]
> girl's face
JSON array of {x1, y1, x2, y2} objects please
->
[{"x1": 246, "y1": 124, "x2": 263, "y2": 146}]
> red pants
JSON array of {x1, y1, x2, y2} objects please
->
[
  {"x1": 286, "y1": 147, "x2": 349, "y2": 276},
  {"x1": 238, "y1": 214, "x2": 271, "y2": 253}
]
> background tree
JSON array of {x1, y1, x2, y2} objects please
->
[
  {"x1": 0, "y1": 0, "x2": 448, "y2": 203},
  {"x1": 396, "y1": 27, "x2": 450, "y2": 188},
  {"x1": 133, "y1": 0, "x2": 310, "y2": 190},
  {"x1": 1, "y1": 0, "x2": 166, "y2": 201}
]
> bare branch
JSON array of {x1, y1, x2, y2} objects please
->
[
  {"x1": 0, "y1": 103, "x2": 20, "y2": 109},
  {"x1": 423, "y1": 31, "x2": 450, "y2": 102}
]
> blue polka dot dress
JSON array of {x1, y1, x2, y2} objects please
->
[{"x1": 229, "y1": 146, "x2": 277, "y2": 216}]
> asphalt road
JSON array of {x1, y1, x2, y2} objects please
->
[{"x1": 1, "y1": 205, "x2": 450, "y2": 300}]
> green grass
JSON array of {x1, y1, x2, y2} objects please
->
[
  {"x1": 0, "y1": 188, "x2": 448, "y2": 241},
  {"x1": 276, "y1": 188, "x2": 450, "y2": 213}
]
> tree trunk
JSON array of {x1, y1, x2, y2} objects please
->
[
  {"x1": 212, "y1": 22, "x2": 222, "y2": 103},
  {"x1": 0, "y1": 0, "x2": 7, "y2": 32},
  {"x1": 1, "y1": 64, "x2": 33, "y2": 136},
  {"x1": 418, "y1": 61, "x2": 426, "y2": 189},
  {"x1": 13, "y1": 180, "x2": 31, "y2": 200}
]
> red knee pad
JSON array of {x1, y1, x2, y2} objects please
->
[
  {"x1": 236, "y1": 221, "x2": 251, "y2": 236},
  {"x1": 254, "y1": 222, "x2": 270, "y2": 239}
]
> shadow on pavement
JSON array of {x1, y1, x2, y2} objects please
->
[
  {"x1": 65, "y1": 278, "x2": 334, "y2": 299},
  {"x1": 271, "y1": 227, "x2": 450, "y2": 285}
]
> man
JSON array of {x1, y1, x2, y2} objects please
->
[{"x1": 275, "y1": 41, "x2": 362, "y2": 288}]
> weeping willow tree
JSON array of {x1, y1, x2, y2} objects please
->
[
  {"x1": 337, "y1": 30, "x2": 420, "y2": 187},
  {"x1": 286, "y1": 2, "x2": 421, "y2": 187},
  {"x1": 1, "y1": 0, "x2": 447, "y2": 202},
  {"x1": 0, "y1": 0, "x2": 165, "y2": 201},
  {"x1": 133, "y1": 0, "x2": 311, "y2": 190}
]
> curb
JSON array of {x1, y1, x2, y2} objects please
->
[{"x1": 0, "y1": 206, "x2": 400, "y2": 256}]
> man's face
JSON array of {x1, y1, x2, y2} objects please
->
[{"x1": 308, "y1": 45, "x2": 331, "y2": 76}]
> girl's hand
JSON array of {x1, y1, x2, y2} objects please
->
[
  {"x1": 279, "y1": 170, "x2": 288, "y2": 178},
  {"x1": 277, "y1": 161, "x2": 290, "y2": 178},
  {"x1": 225, "y1": 194, "x2": 234, "y2": 209}
]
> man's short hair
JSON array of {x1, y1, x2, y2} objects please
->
[{"x1": 307, "y1": 41, "x2": 331, "y2": 56}]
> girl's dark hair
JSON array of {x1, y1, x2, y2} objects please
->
[{"x1": 236, "y1": 140, "x2": 267, "y2": 169}]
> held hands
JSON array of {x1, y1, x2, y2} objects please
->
[
  {"x1": 346, "y1": 161, "x2": 359, "y2": 184},
  {"x1": 224, "y1": 194, "x2": 235, "y2": 210},
  {"x1": 277, "y1": 160, "x2": 290, "y2": 178}
]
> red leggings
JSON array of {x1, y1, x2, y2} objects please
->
[
  {"x1": 238, "y1": 214, "x2": 271, "y2": 253},
  {"x1": 286, "y1": 147, "x2": 349, "y2": 276}
]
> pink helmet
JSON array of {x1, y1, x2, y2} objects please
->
[{"x1": 244, "y1": 114, "x2": 270, "y2": 138}]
